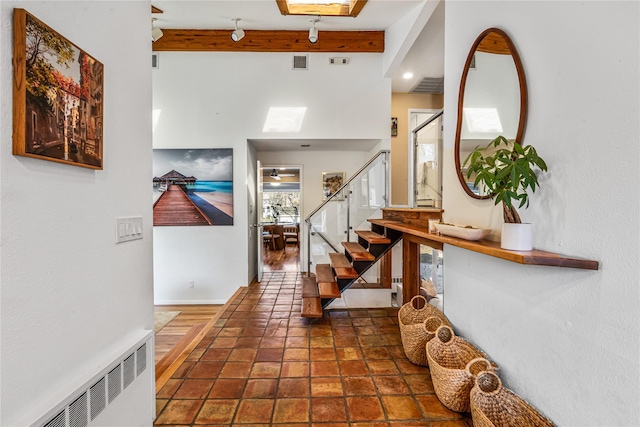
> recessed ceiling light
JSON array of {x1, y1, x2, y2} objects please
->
[{"x1": 403, "y1": 72, "x2": 414, "y2": 79}]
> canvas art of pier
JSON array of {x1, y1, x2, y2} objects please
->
[{"x1": 152, "y1": 149, "x2": 233, "y2": 226}]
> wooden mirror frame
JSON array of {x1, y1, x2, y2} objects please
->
[{"x1": 454, "y1": 28, "x2": 528, "y2": 199}]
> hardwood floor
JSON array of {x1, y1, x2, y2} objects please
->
[
  {"x1": 154, "y1": 305, "x2": 223, "y2": 362},
  {"x1": 264, "y1": 241, "x2": 300, "y2": 272}
]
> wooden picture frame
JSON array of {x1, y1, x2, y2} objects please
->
[
  {"x1": 13, "y1": 9, "x2": 104, "y2": 169},
  {"x1": 322, "y1": 171, "x2": 346, "y2": 201}
]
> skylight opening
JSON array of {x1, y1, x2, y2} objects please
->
[
  {"x1": 277, "y1": 0, "x2": 367, "y2": 17},
  {"x1": 288, "y1": 0, "x2": 349, "y2": 4},
  {"x1": 463, "y1": 108, "x2": 503, "y2": 133},
  {"x1": 152, "y1": 109, "x2": 162, "y2": 132},
  {"x1": 263, "y1": 107, "x2": 307, "y2": 133}
]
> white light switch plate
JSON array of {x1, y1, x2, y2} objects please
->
[{"x1": 116, "y1": 216, "x2": 143, "y2": 243}]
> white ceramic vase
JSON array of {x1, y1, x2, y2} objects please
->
[{"x1": 501, "y1": 223, "x2": 533, "y2": 251}]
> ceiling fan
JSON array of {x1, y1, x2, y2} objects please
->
[{"x1": 269, "y1": 169, "x2": 296, "y2": 180}]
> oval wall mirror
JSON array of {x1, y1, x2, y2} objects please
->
[{"x1": 454, "y1": 28, "x2": 527, "y2": 199}]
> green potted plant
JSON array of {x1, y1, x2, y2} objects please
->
[{"x1": 463, "y1": 135, "x2": 547, "y2": 250}]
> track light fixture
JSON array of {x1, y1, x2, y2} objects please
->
[
  {"x1": 151, "y1": 18, "x2": 163, "y2": 42},
  {"x1": 309, "y1": 17, "x2": 320, "y2": 44},
  {"x1": 231, "y1": 18, "x2": 245, "y2": 42}
]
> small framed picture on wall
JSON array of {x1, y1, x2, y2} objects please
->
[
  {"x1": 322, "y1": 172, "x2": 346, "y2": 201},
  {"x1": 391, "y1": 117, "x2": 398, "y2": 137}
]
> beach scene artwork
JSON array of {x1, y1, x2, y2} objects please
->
[{"x1": 153, "y1": 149, "x2": 233, "y2": 226}]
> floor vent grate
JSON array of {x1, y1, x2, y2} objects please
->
[
  {"x1": 89, "y1": 377, "x2": 106, "y2": 421},
  {"x1": 43, "y1": 411, "x2": 65, "y2": 427},
  {"x1": 136, "y1": 343, "x2": 147, "y2": 376},
  {"x1": 107, "y1": 364, "x2": 122, "y2": 404},
  {"x1": 69, "y1": 393, "x2": 88, "y2": 427},
  {"x1": 123, "y1": 353, "x2": 135, "y2": 389},
  {"x1": 34, "y1": 332, "x2": 152, "y2": 427}
]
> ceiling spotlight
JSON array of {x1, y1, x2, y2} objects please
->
[
  {"x1": 309, "y1": 17, "x2": 320, "y2": 44},
  {"x1": 270, "y1": 169, "x2": 281, "y2": 180},
  {"x1": 403, "y1": 72, "x2": 414, "y2": 79},
  {"x1": 231, "y1": 18, "x2": 245, "y2": 42},
  {"x1": 151, "y1": 18, "x2": 163, "y2": 42}
]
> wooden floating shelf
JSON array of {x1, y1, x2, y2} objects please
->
[{"x1": 369, "y1": 219, "x2": 599, "y2": 271}]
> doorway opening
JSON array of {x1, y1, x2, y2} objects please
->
[{"x1": 261, "y1": 166, "x2": 301, "y2": 272}]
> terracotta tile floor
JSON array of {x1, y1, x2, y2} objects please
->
[{"x1": 155, "y1": 271, "x2": 472, "y2": 426}]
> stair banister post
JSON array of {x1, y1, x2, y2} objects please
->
[
  {"x1": 306, "y1": 218, "x2": 311, "y2": 276},
  {"x1": 346, "y1": 185, "x2": 351, "y2": 243},
  {"x1": 384, "y1": 151, "x2": 390, "y2": 208}
]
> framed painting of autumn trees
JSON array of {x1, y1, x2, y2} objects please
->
[{"x1": 13, "y1": 9, "x2": 104, "y2": 169}]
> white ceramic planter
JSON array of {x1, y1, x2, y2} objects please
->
[{"x1": 501, "y1": 223, "x2": 533, "y2": 251}]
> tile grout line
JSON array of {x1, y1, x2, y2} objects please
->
[{"x1": 155, "y1": 271, "x2": 470, "y2": 426}]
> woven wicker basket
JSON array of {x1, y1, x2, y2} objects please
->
[
  {"x1": 398, "y1": 295, "x2": 451, "y2": 366},
  {"x1": 426, "y1": 325, "x2": 496, "y2": 412},
  {"x1": 471, "y1": 371, "x2": 555, "y2": 427}
]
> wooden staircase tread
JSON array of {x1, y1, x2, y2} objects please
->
[
  {"x1": 314, "y1": 264, "x2": 340, "y2": 298},
  {"x1": 341, "y1": 242, "x2": 376, "y2": 261},
  {"x1": 368, "y1": 218, "x2": 402, "y2": 226},
  {"x1": 334, "y1": 266, "x2": 360, "y2": 279},
  {"x1": 318, "y1": 282, "x2": 341, "y2": 298},
  {"x1": 328, "y1": 253, "x2": 360, "y2": 279},
  {"x1": 355, "y1": 230, "x2": 391, "y2": 244},
  {"x1": 301, "y1": 296, "x2": 323, "y2": 318},
  {"x1": 302, "y1": 276, "x2": 320, "y2": 298},
  {"x1": 315, "y1": 264, "x2": 336, "y2": 284},
  {"x1": 349, "y1": 282, "x2": 385, "y2": 289},
  {"x1": 329, "y1": 252, "x2": 353, "y2": 268}
]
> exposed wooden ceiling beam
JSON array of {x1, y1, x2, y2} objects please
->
[
  {"x1": 276, "y1": 0, "x2": 289, "y2": 15},
  {"x1": 349, "y1": 0, "x2": 367, "y2": 16},
  {"x1": 152, "y1": 29, "x2": 384, "y2": 53},
  {"x1": 151, "y1": 5, "x2": 163, "y2": 14}
]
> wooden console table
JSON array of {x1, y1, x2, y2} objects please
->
[{"x1": 370, "y1": 208, "x2": 599, "y2": 303}]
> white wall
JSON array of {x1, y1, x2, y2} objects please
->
[
  {"x1": 443, "y1": 2, "x2": 639, "y2": 425},
  {"x1": 0, "y1": 2, "x2": 154, "y2": 425},
  {"x1": 153, "y1": 51, "x2": 390, "y2": 301}
]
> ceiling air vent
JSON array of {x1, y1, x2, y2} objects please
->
[
  {"x1": 292, "y1": 55, "x2": 308, "y2": 70},
  {"x1": 411, "y1": 77, "x2": 445, "y2": 94}
]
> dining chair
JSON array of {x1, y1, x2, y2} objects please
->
[
  {"x1": 263, "y1": 224, "x2": 277, "y2": 251},
  {"x1": 283, "y1": 223, "x2": 299, "y2": 247}
]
